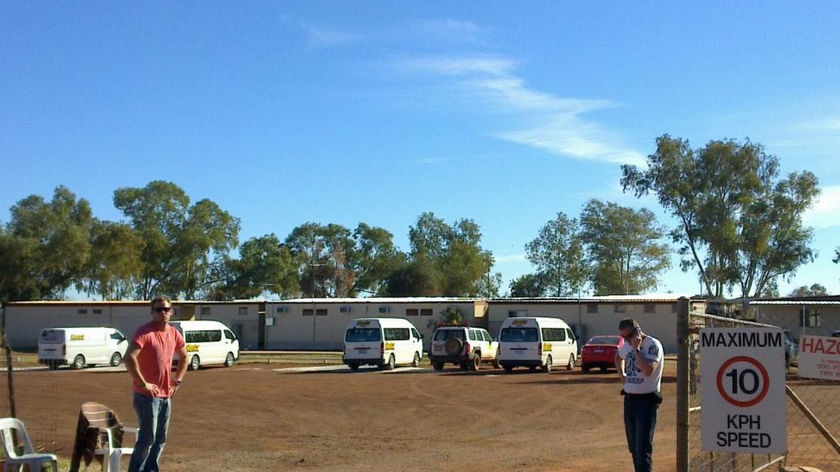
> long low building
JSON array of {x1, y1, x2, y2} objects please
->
[{"x1": 3, "y1": 295, "x2": 710, "y2": 353}]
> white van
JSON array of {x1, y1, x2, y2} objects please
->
[
  {"x1": 498, "y1": 317, "x2": 578, "y2": 373},
  {"x1": 342, "y1": 318, "x2": 424, "y2": 371},
  {"x1": 38, "y1": 327, "x2": 128, "y2": 370},
  {"x1": 170, "y1": 320, "x2": 240, "y2": 370}
]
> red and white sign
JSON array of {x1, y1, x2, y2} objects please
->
[
  {"x1": 700, "y1": 328, "x2": 786, "y2": 453},
  {"x1": 798, "y1": 335, "x2": 840, "y2": 381}
]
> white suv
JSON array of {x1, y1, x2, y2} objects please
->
[{"x1": 429, "y1": 326, "x2": 499, "y2": 371}]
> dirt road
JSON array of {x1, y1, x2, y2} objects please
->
[{"x1": 10, "y1": 362, "x2": 677, "y2": 471}]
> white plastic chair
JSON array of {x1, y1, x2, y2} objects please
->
[
  {"x1": 79, "y1": 402, "x2": 137, "y2": 472},
  {"x1": 93, "y1": 424, "x2": 138, "y2": 472},
  {"x1": 0, "y1": 417, "x2": 58, "y2": 472}
]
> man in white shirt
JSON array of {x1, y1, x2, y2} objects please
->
[{"x1": 615, "y1": 318, "x2": 664, "y2": 472}]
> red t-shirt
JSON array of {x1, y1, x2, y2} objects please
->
[{"x1": 131, "y1": 322, "x2": 186, "y2": 398}]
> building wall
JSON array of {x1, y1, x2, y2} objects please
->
[
  {"x1": 264, "y1": 299, "x2": 481, "y2": 350},
  {"x1": 5, "y1": 297, "x2": 697, "y2": 352},
  {"x1": 486, "y1": 299, "x2": 685, "y2": 352},
  {"x1": 752, "y1": 302, "x2": 840, "y2": 340}
]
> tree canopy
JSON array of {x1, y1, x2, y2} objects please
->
[{"x1": 621, "y1": 135, "x2": 820, "y2": 298}]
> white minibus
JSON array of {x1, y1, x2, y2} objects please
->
[
  {"x1": 498, "y1": 317, "x2": 578, "y2": 373},
  {"x1": 38, "y1": 327, "x2": 128, "y2": 370},
  {"x1": 170, "y1": 320, "x2": 240, "y2": 370},
  {"x1": 342, "y1": 318, "x2": 424, "y2": 371}
]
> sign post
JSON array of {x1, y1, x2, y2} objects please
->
[{"x1": 700, "y1": 327, "x2": 786, "y2": 453}]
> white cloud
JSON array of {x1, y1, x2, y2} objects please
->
[
  {"x1": 393, "y1": 54, "x2": 643, "y2": 166},
  {"x1": 804, "y1": 185, "x2": 840, "y2": 229}
]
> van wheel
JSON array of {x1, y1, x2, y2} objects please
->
[
  {"x1": 48, "y1": 361, "x2": 60, "y2": 370},
  {"x1": 582, "y1": 364, "x2": 591, "y2": 373},
  {"x1": 189, "y1": 355, "x2": 201, "y2": 371},
  {"x1": 432, "y1": 361, "x2": 444, "y2": 371},
  {"x1": 109, "y1": 352, "x2": 122, "y2": 367},
  {"x1": 566, "y1": 354, "x2": 575, "y2": 370},
  {"x1": 492, "y1": 353, "x2": 500, "y2": 369},
  {"x1": 411, "y1": 352, "x2": 420, "y2": 368},
  {"x1": 384, "y1": 354, "x2": 396, "y2": 370},
  {"x1": 224, "y1": 352, "x2": 235, "y2": 367},
  {"x1": 470, "y1": 354, "x2": 481, "y2": 371},
  {"x1": 542, "y1": 355, "x2": 553, "y2": 373},
  {"x1": 348, "y1": 363, "x2": 360, "y2": 371},
  {"x1": 72, "y1": 355, "x2": 86, "y2": 370},
  {"x1": 503, "y1": 365, "x2": 513, "y2": 374}
]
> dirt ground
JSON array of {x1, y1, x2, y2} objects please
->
[{"x1": 7, "y1": 361, "x2": 678, "y2": 472}]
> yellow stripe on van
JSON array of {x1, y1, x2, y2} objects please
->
[
  {"x1": 70, "y1": 334, "x2": 85, "y2": 341},
  {"x1": 543, "y1": 343, "x2": 552, "y2": 351},
  {"x1": 384, "y1": 342, "x2": 395, "y2": 350},
  {"x1": 186, "y1": 344, "x2": 200, "y2": 353}
]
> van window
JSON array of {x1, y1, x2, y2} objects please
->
[
  {"x1": 185, "y1": 330, "x2": 222, "y2": 343},
  {"x1": 345, "y1": 328, "x2": 381, "y2": 342},
  {"x1": 469, "y1": 330, "x2": 480, "y2": 341},
  {"x1": 224, "y1": 330, "x2": 237, "y2": 342},
  {"x1": 411, "y1": 328, "x2": 421, "y2": 340},
  {"x1": 542, "y1": 328, "x2": 567, "y2": 342},
  {"x1": 110, "y1": 331, "x2": 125, "y2": 342},
  {"x1": 383, "y1": 327, "x2": 410, "y2": 341},
  {"x1": 500, "y1": 327, "x2": 539, "y2": 343}
]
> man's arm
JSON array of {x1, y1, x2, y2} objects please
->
[
  {"x1": 124, "y1": 342, "x2": 161, "y2": 396},
  {"x1": 173, "y1": 345, "x2": 188, "y2": 385},
  {"x1": 633, "y1": 347, "x2": 659, "y2": 377},
  {"x1": 615, "y1": 351, "x2": 625, "y2": 380}
]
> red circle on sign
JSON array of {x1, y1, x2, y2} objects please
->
[{"x1": 716, "y1": 355, "x2": 770, "y2": 407}]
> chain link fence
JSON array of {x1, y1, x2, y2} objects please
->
[{"x1": 676, "y1": 298, "x2": 840, "y2": 471}]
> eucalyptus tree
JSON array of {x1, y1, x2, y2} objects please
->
[
  {"x1": 579, "y1": 199, "x2": 671, "y2": 295},
  {"x1": 82, "y1": 221, "x2": 145, "y2": 300},
  {"x1": 622, "y1": 135, "x2": 820, "y2": 298},
  {"x1": 1, "y1": 186, "x2": 95, "y2": 300},
  {"x1": 407, "y1": 212, "x2": 495, "y2": 297},
  {"x1": 113, "y1": 181, "x2": 240, "y2": 299},
  {"x1": 524, "y1": 212, "x2": 587, "y2": 297},
  {"x1": 211, "y1": 233, "x2": 299, "y2": 300}
]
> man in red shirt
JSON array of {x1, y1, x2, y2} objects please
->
[{"x1": 124, "y1": 296, "x2": 188, "y2": 472}]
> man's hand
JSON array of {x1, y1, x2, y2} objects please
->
[{"x1": 144, "y1": 382, "x2": 161, "y2": 396}]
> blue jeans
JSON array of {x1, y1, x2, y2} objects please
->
[
  {"x1": 624, "y1": 393, "x2": 660, "y2": 472},
  {"x1": 128, "y1": 393, "x2": 171, "y2": 472}
]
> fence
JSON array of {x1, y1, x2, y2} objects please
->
[{"x1": 676, "y1": 297, "x2": 840, "y2": 471}]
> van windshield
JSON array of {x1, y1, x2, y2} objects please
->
[
  {"x1": 500, "y1": 327, "x2": 539, "y2": 343},
  {"x1": 345, "y1": 328, "x2": 381, "y2": 343}
]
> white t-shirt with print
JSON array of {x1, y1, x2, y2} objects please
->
[{"x1": 619, "y1": 335, "x2": 664, "y2": 394}]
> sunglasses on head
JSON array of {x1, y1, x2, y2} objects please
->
[{"x1": 153, "y1": 306, "x2": 172, "y2": 313}]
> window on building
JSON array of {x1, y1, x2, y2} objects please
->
[
  {"x1": 303, "y1": 309, "x2": 314, "y2": 316},
  {"x1": 586, "y1": 304, "x2": 598, "y2": 314},
  {"x1": 77, "y1": 309, "x2": 87, "y2": 314},
  {"x1": 420, "y1": 309, "x2": 433, "y2": 316},
  {"x1": 316, "y1": 309, "x2": 328, "y2": 316},
  {"x1": 801, "y1": 308, "x2": 821, "y2": 328},
  {"x1": 406, "y1": 309, "x2": 419, "y2": 316},
  {"x1": 201, "y1": 307, "x2": 211, "y2": 317},
  {"x1": 508, "y1": 310, "x2": 527, "y2": 317},
  {"x1": 238, "y1": 306, "x2": 248, "y2": 316},
  {"x1": 644, "y1": 304, "x2": 655, "y2": 314},
  {"x1": 92, "y1": 308, "x2": 103, "y2": 314},
  {"x1": 614, "y1": 304, "x2": 626, "y2": 313}
]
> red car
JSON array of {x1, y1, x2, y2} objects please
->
[{"x1": 581, "y1": 335, "x2": 624, "y2": 373}]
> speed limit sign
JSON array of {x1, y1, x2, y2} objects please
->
[{"x1": 700, "y1": 328, "x2": 786, "y2": 453}]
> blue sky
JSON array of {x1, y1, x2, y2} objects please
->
[{"x1": 2, "y1": 2, "x2": 839, "y2": 297}]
